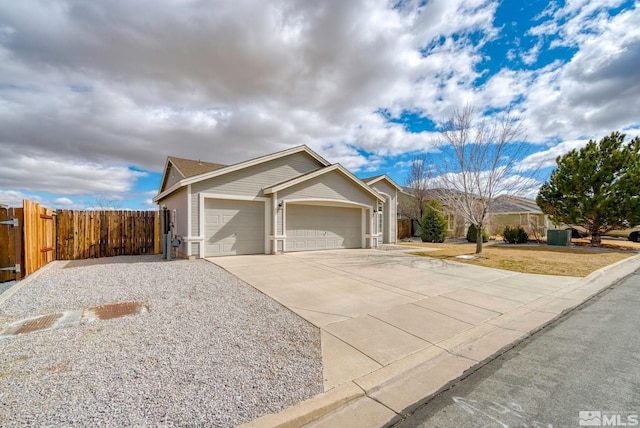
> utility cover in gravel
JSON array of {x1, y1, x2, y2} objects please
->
[{"x1": 0, "y1": 255, "x2": 323, "y2": 427}]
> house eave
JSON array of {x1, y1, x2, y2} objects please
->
[
  {"x1": 365, "y1": 174, "x2": 403, "y2": 191},
  {"x1": 264, "y1": 164, "x2": 385, "y2": 201},
  {"x1": 181, "y1": 145, "x2": 331, "y2": 187},
  {"x1": 153, "y1": 181, "x2": 182, "y2": 203}
]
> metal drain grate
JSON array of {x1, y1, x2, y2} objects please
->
[
  {"x1": 13, "y1": 313, "x2": 63, "y2": 335},
  {"x1": 0, "y1": 302, "x2": 149, "y2": 338},
  {"x1": 82, "y1": 302, "x2": 149, "y2": 321}
]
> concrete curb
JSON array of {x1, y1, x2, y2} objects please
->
[
  {"x1": 238, "y1": 254, "x2": 640, "y2": 428},
  {"x1": 578, "y1": 253, "x2": 640, "y2": 287},
  {"x1": 0, "y1": 261, "x2": 60, "y2": 306},
  {"x1": 237, "y1": 382, "x2": 364, "y2": 428}
]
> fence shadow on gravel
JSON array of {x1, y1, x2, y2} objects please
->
[{"x1": 62, "y1": 254, "x2": 170, "y2": 269}]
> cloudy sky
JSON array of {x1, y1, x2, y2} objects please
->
[{"x1": 1, "y1": 0, "x2": 638, "y2": 210}]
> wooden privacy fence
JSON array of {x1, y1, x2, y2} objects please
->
[
  {"x1": 1, "y1": 205, "x2": 23, "y2": 281},
  {"x1": 397, "y1": 218, "x2": 412, "y2": 240},
  {"x1": 23, "y1": 200, "x2": 56, "y2": 276},
  {"x1": 56, "y1": 210, "x2": 159, "y2": 260},
  {"x1": 1, "y1": 201, "x2": 161, "y2": 282},
  {"x1": 0, "y1": 200, "x2": 54, "y2": 281}
]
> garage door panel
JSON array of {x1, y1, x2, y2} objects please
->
[
  {"x1": 286, "y1": 205, "x2": 362, "y2": 252},
  {"x1": 205, "y1": 199, "x2": 265, "y2": 257}
]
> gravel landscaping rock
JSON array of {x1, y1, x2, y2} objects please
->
[{"x1": 0, "y1": 255, "x2": 323, "y2": 427}]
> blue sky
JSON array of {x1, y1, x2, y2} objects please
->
[{"x1": 1, "y1": 0, "x2": 639, "y2": 210}]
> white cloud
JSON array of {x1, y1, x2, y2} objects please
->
[
  {"x1": 0, "y1": 0, "x2": 502, "y2": 183},
  {"x1": 504, "y1": 2, "x2": 640, "y2": 144},
  {"x1": 520, "y1": 40, "x2": 542, "y2": 65},
  {"x1": 517, "y1": 139, "x2": 590, "y2": 170},
  {"x1": 0, "y1": 190, "x2": 40, "y2": 207},
  {"x1": 0, "y1": 152, "x2": 146, "y2": 196},
  {"x1": 52, "y1": 197, "x2": 73, "y2": 206},
  {"x1": 0, "y1": 0, "x2": 637, "y2": 207}
]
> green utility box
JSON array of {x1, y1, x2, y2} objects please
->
[{"x1": 547, "y1": 229, "x2": 572, "y2": 246}]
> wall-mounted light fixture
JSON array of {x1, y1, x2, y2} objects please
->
[{"x1": 278, "y1": 201, "x2": 284, "y2": 208}]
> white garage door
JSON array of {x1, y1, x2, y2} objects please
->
[
  {"x1": 286, "y1": 205, "x2": 362, "y2": 252},
  {"x1": 204, "y1": 199, "x2": 265, "y2": 256}
]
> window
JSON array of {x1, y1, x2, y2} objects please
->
[{"x1": 378, "y1": 203, "x2": 384, "y2": 235}]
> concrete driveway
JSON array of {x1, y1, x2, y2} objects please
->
[{"x1": 211, "y1": 248, "x2": 584, "y2": 392}]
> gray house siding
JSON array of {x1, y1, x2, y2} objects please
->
[
  {"x1": 279, "y1": 171, "x2": 377, "y2": 207},
  {"x1": 190, "y1": 152, "x2": 324, "y2": 238},
  {"x1": 370, "y1": 180, "x2": 398, "y2": 244},
  {"x1": 164, "y1": 164, "x2": 184, "y2": 191},
  {"x1": 160, "y1": 186, "x2": 189, "y2": 257}
]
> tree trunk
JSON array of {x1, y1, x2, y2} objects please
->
[
  {"x1": 476, "y1": 226, "x2": 483, "y2": 254},
  {"x1": 590, "y1": 232, "x2": 602, "y2": 247}
]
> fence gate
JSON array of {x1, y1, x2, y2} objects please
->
[{"x1": 0, "y1": 206, "x2": 22, "y2": 282}]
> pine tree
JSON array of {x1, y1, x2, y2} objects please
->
[
  {"x1": 420, "y1": 200, "x2": 448, "y2": 243},
  {"x1": 536, "y1": 132, "x2": 640, "y2": 246}
]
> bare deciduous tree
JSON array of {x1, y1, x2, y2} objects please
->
[
  {"x1": 93, "y1": 197, "x2": 122, "y2": 211},
  {"x1": 432, "y1": 104, "x2": 539, "y2": 254},
  {"x1": 402, "y1": 154, "x2": 433, "y2": 224}
]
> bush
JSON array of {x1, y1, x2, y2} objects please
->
[
  {"x1": 503, "y1": 225, "x2": 529, "y2": 244},
  {"x1": 420, "y1": 201, "x2": 447, "y2": 243},
  {"x1": 466, "y1": 224, "x2": 489, "y2": 243}
]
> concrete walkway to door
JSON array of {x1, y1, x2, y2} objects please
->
[{"x1": 210, "y1": 248, "x2": 592, "y2": 391}]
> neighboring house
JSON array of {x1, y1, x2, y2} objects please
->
[
  {"x1": 399, "y1": 187, "x2": 467, "y2": 238},
  {"x1": 400, "y1": 188, "x2": 551, "y2": 239},
  {"x1": 153, "y1": 145, "x2": 400, "y2": 258},
  {"x1": 486, "y1": 196, "x2": 551, "y2": 239}
]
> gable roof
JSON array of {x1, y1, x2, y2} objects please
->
[
  {"x1": 263, "y1": 164, "x2": 384, "y2": 201},
  {"x1": 154, "y1": 145, "x2": 331, "y2": 203},
  {"x1": 488, "y1": 196, "x2": 542, "y2": 214},
  {"x1": 363, "y1": 174, "x2": 403, "y2": 191},
  {"x1": 168, "y1": 156, "x2": 227, "y2": 179}
]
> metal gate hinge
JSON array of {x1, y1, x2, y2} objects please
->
[
  {"x1": 0, "y1": 218, "x2": 18, "y2": 227},
  {"x1": 1, "y1": 264, "x2": 20, "y2": 273}
]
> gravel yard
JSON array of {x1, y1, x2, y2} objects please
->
[{"x1": 0, "y1": 255, "x2": 323, "y2": 427}]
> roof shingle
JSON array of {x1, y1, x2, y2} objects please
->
[{"x1": 168, "y1": 156, "x2": 227, "y2": 179}]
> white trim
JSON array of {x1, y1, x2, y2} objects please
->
[
  {"x1": 282, "y1": 202, "x2": 287, "y2": 245},
  {"x1": 186, "y1": 184, "x2": 192, "y2": 257},
  {"x1": 154, "y1": 181, "x2": 182, "y2": 203},
  {"x1": 361, "y1": 209, "x2": 367, "y2": 248},
  {"x1": 282, "y1": 198, "x2": 373, "y2": 209},
  {"x1": 272, "y1": 192, "x2": 278, "y2": 254},
  {"x1": 199, "y1": 193, "x2": 270, "y2": 258},
  {"x1": 365, "y1": 174, "x2": 403, "y2": 191},
  {"x1": 157, "y1": 157, "x2": 187, "y2": 197},
  {"x1": 183, "y1": 145, "x2": 329, "y2": 186},
  {"x1": 264, "y1": 164, "x2": 385, "y2": 201},
  {"x1": 154, "y1": 146, "x2": 330, "y2": 203}
]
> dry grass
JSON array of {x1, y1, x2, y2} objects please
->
[{"x1": 401, "y1": 241, "x2": 637, "y2": 277}]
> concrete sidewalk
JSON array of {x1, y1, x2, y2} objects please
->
[{"x1": 211, "y1": 248, "x2": 640, "y2": 427}]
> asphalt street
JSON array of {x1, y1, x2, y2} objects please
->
[{"x1": 395, "y1": 268, "x2": 640, "y2": 428}]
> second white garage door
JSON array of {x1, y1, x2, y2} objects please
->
[
  {"x1": 286, "y1": 204, "x2": 362, "y2": 252},
  {"x1": 204, "y1": 199, "x2": 265, "y2": 256}
]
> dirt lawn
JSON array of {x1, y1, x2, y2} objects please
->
[{"x1": 401, "y1": 241, "x2": 638, "y2": 277}]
